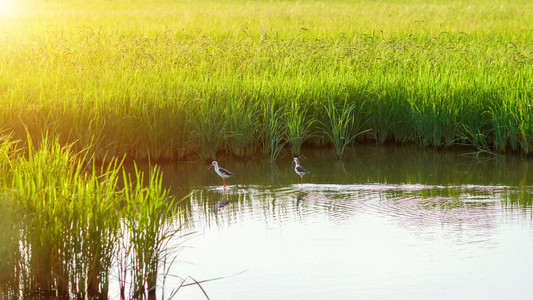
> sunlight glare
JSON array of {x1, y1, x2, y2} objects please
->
[{"x1": 0, "y1": 0, "x2": 15, "y2": 17}]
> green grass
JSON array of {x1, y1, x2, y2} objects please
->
[
  {"x1": 0, "y1": 0, "x2": 532, "y2": 160},
  {"x1": 261, "y1": 100, "x2": 289, "y2": 162},
  {"x1": 0, "y1": 135, "x2": 182, "y2": 299},
  {"x1": 286, "y1": 101, "x2": 313, "y2": 156},
  {"x1": 321, "y1": 97, "x2": 371, "y2": 158},
  {"x1": 120, "y1": 164, "x2": 181, "y2": 299},
  {"x1": 226, "y1": 99, "x2": 260, "y2": 157}
]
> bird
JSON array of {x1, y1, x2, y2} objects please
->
[
  {"x1": 293, "y1": 157, "x2": 309, "y2": 184},
  {"x1": 211, "y1": 161, "x2": 237, "y2": 190}
]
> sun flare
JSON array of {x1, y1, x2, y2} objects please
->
[{"x1": 0, "y1": 0, "x2": 15, "y2": 15}]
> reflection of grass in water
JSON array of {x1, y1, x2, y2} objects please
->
[
  {"x1": 392, "y1": 185, "x2": 533, "y2": 212},
  {"x1": 0, "y1": 188, "x2": 21, "y2": 296},
  {"x1": 501, "y1": 186, "x2": 533, "y2": 207},
  {"x1": 0, "y1": 136, "x2": 183, "y2": 299}
]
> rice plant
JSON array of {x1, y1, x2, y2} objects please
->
[
  {"x1": 8, "y1": 137, "x2": 119, "y2": 297},
  {"x1": 321, "y1": 97, "x2": 370, "y2": 158},
  {"x1": 260, "y1": 100, "x2": 289, "y2": 163},
  {"x1": 226, "y1": 98, "x2": 259, "y2": 157},
  {"x1": 285, "y1": 101, "x2": 313, "y2": 156},
  {"x1": 0, "y1": 136, "x2": 184, "y2": 298},
  {"x1": 193, "y1": 99, "x2": 227, "y2": 161},
  {"x1": 0, "y1": 0, "x2": 531, "y2": 158},
  {"x1": 119, "y1": 164, "x2": 182, "y2": 300}
]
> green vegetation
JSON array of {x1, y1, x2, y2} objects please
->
[
  {"x1": 321, "y1": 97, "x2": 370, "y2": 158},
  {"x1": 0, "y1": 0, "x2": 531, "y2": 160},
  {"x1": 0, "y1": 135, "x2": 182, "y2": 299},
  {"x1": 285, "y1": 101, "x2": 313, "y2": 156},
  {"x1": 4, "y1": 1, "x2": 530, "y2": 294}
]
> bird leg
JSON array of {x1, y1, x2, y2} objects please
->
[{"x1": 223, "y1": 178, "x2": 226, "y2": 189}]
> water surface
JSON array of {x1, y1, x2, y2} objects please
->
[{"x1": 150, "y1": 146, "x2": 533, "y2": 300}]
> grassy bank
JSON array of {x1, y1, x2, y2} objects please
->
[
  {"x1": 0, "y1": 0, "x2": 532, "y2": 160},
  {"x1": 0, "y1": 136, "x2": 182, "y2": 299}
]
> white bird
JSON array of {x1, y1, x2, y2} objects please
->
[
  {"x1": 293, "y1": 157, "x2": 309, "y2": 184},
  {"x1": 211, "y1": 161, "x2": 237, "y2": 190}
]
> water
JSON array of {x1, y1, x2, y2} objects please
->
[{"x1": 150, "y1": 146, "x2": 533, "y2": 300}]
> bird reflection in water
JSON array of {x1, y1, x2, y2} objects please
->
[
  {"x1": 215, "y1": 191, "x2": 231, "y2": 214},
  {"x1": 296, "y1": 191, "x2": 307, "y2": 208}
]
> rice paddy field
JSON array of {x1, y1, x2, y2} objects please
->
[
  {"x1": 0, "y1": 0, "x2": 532, "y2": 161},
  {"x1": 0, "y1": 0, "x2": 532, "y2": 298}
]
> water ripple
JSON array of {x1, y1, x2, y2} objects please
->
[{"x1": 181, "y1": 183, "x2": 532, "y2": 236}]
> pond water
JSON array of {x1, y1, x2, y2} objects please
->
[{"x1": 149, "y1": 146, "x2": 533, "y2": 300}]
